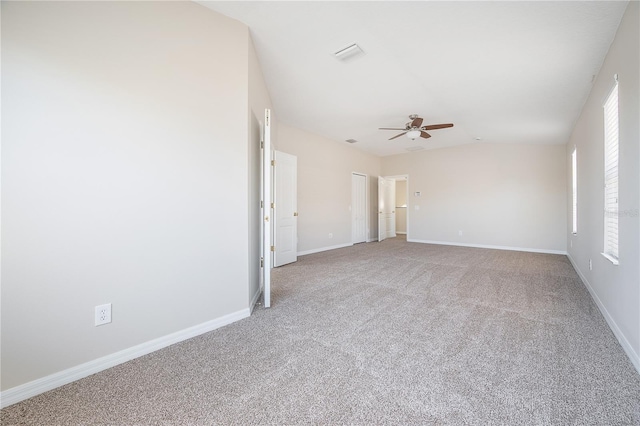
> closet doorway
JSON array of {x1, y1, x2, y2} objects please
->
[
  {"x1": 351, "y1": 173, "x2": 367, "y2": 244},
  {"x1": 378, "y1": 175, "x2": 409, "y2": 242},
  {"x1": 395, "y1": 177, "x2": 408, "y2": 235}
]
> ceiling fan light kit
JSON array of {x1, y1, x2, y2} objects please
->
[
  {"x1": 406, "y1": 129, "x2": 421, "y2": 139},
  {"x1": 379, "y1": 114, "x2": 454, "y2": 141}
]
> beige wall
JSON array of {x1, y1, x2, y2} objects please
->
[
  {"x1": 2, "y1": 1, "x2": 252, "y2": 392},
  {"x1": 566, "y1": 1, "x2": 639, "y2": 371},
  {"x1": 382, "y1": 143, "x2": 567, "y2": 253},
  {"x1": 276, "y1": 125, "x2": 381, "y2": 253}
]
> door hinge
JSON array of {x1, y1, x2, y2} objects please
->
[
  {"x1": 271, "y1": 160, "x2": 275, "y2": 166},
  {"x1": 261, "y1": 200, "x2": 263, "y2": 208},
  {"x1": 270, "y1": 245, "x2": 275, "y2": 252},
  {"x1": 260, "y1": 257, "x2": 264, "y2": 267},
  {"x1": 271, "y1": 202, "x2": 274, "y2": 209},
  {"x1": 260, "y1": 141, "x2": 264, "y2": 149}
]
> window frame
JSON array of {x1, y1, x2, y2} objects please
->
[
  {"x1": 602, "y1": 76, "x2": 619, "y2": 265},
  {"x1": 571, "y1": 147, "x2": 577, "y2": 235}
]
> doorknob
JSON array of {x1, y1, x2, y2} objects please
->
[{"x1": 293, "y1": 212, "x2": 298, "y2": 217}]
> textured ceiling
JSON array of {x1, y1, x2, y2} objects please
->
[{"x1": 201, "y1": 1, "x2": 627, "y2": 157}]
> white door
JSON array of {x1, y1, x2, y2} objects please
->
[
  {"x1": 352, "y1": 173, "x2": 367, "y2": 244},
  {"x1": 274, "y1": 151, "x2": 297, "y2": 267},
  {"x1": 388, "y1": 180, "x2": 396, "y2": 238},
  {"x1": 378, "y1": 177, "x2": 396, "y2": 242},
  {"x1": 262, "y1": 109, "x2": 273, "y2": 307}
]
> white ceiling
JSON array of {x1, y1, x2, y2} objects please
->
[{"x1": 201, "y1": 1, "x2": 627, "y2": 157}]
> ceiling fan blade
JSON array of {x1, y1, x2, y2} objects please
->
[
  {"x1": 420, "y1": 131, "x2": 431, "y2": 139},
  {"x1": 411, "y1": 117, "x2": 424, "y2": 128},
  {"x1": 379, "y1": 127, "x2": 407, "y2": 130},
  {"x1": 389, "y1": 132, "x2": 408, "y2": 140},
  {"x1": 421, "y1": 123, "x2": 454, "y2": 131}
]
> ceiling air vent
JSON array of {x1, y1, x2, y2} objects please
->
[
  {"x1": 345, "y1": 139, "x2": 358, "y2": 144},
  {"x1": 405, "y1": 146, "x2": 424, "y2": 152},
  {"x1": 334, "y1": 43, "x2": 365, "y2": 61}
]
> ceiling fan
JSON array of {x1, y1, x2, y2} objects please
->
[{"x1": 379, "y1": 114, "x2": 454, "y2": 140}]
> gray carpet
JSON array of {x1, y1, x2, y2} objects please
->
[{"x1": 3, "y1": 237, "x2": 640, "y2": 425}]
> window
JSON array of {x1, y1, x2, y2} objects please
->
[
  {"x1": 603, "y1": 77, "x2": 619, "y2": 263},
  {"x1": 572, "y1": 148, "x2": 577, "y2": 234}
]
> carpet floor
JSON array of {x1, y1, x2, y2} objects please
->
[{"x1": 2, "y1": 237, "x2": 640, "y2": 425}]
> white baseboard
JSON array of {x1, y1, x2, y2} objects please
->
[
  {"x1": 566, "y1": 253, "x2": 640, "y2": 375},
  {"x1": 249, "y1": 286, "x2": 262, "y2": 313},
  {"x1": 297, "y1": 243, "x2": 353, "y2": 256},
  {"x1": 367, "y1": 238, "x2": 377, "y2": 243},
  {"x1": 407, "y1": 239, "x2": 567, "y2": 255},
  {"x1": 0, "y1": 308, "x2": 251, "y2": 409},
  {"x1": 396, "y1": 232, "x2": 407, "y2": 235}
]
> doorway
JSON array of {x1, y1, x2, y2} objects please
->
[
  {"x1": 378, "y1": 175, "x2": 409, "y2": 242},
  {"x1": 395, "y1": 177, "x2": 408, "y2": 235},
  {"x1": 351, "y1": 173, "x2": 367, "y2": 244},
  {"x1": 378, "y1": 176, "x2": 395, "y2": 242}
]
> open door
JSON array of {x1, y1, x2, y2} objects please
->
[
  {"x1": 351, "y1": 173, "x2": 367, "y2": 244},
  {"x1": 378, "y1": 176, "x2": 396, "y2": 242},
  {"x1": 262, "y1": 109, "x2": 273, "y2": 307},
  {"x1": 274, "y1": 151, "x2": 298, "y2": 267}
]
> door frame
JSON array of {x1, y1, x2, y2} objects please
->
[
  {"x1": 387, "y1": 175, "x2": 409, "y2": 237},
  {"x1": 378, "y1": 176, "x2": 394, "y2": 242},
  {"x1": 351, "y1": 172, "x2": 368, "y2": 244},
  {"x1": 261, "y1": 109, "x2": 273, "y2": 308},
  {"x1": 380, "y1": 174, "x2": 409, "y2": 240}
]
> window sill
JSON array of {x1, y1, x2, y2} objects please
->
[{"x1": 601, "y1": 252, "x2": 619, "y2": 266}]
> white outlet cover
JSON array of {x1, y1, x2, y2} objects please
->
[{"x1": 95, "y1": 303, "x2": 112, "y2": 326}]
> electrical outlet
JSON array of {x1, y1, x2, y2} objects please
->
[
  {"x1": 589, "y1": 259, "x2": 592, "y2": 271},
  {"x1": 95, "y1": 303, "x2": 112, "y2": 326},
  {"x1": 458, "y1": 230, "x2": 463, "y2": 236},
  {"x1": 328, "y1": 233, "x2": 333, "y2": 239}
]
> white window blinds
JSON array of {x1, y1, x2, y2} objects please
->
[
  {"x1": 572, "y1": 148, "x2": 577, "y2": 234},
  {"x1": 603, "y1": 79, "x2": 619, "y2": 261}
]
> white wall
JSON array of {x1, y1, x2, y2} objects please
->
[
  {"x1": 566, "y1": 1, "x2": 639, "y2": 372},
  {"x1": 2, "y1": 1, "x2": 252, "y2": 393},
  {"x1": 382, "y1": 143, "x2": 567, "y2": 253},
  {"x1": 276, "y1": 125, "x2": 381, "y2": 254}
]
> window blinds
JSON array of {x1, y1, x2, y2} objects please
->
[
  {"x1": 603, "y1": 81, "x2": 619, "y2": 260},
  {"x1": 572, "y1": 148, "x2": 577, "y2": 234}
]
